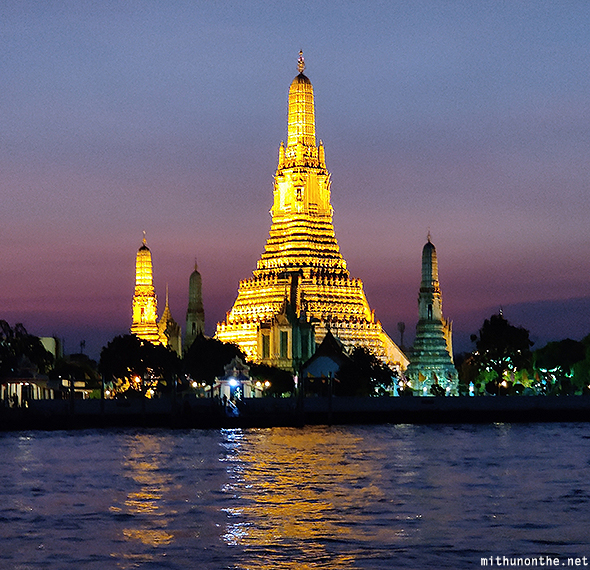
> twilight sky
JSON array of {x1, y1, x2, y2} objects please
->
[{"x1": 1, "y1": 1, "x2": 589, "y2": 359}]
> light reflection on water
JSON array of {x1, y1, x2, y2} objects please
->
[
  {"x1": 114, "y1": 434, "x2": 175, "y2": 565},
  {"x1": 0, "y1": 424, "x2": 589, "y2": 569}
]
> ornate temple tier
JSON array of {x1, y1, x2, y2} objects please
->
[
  {"x1": 256, "y1": 215, "x2": 346, "y2": 271},
  {"x1": 216, "y1": 53, "x2": 407, "y2": 371}
]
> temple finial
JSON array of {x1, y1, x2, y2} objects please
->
[
  {"x1": 142, "y1": 230, "x2": 147, "y2": 245},
  {"x1": 194, "y1": 257, "x2": 198, "y2": 271},
  {"x1": 427, "y1": 230, "x2": 431, "y2": 243},
  {"x1": 297, "y1": 50, "x2": 305, "y2": 74}
]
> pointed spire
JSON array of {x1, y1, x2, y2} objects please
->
[
  {"x1": 185, "y1": 256, "x2": 205, "y2": 350},
  {"x1": 278, "y1": 141, "x2": 285, "y2": 168},
  {"x1": 422, "y1": 235, "x2": 439, "y2": 288},
  {"x1": 131, "y1": 232, "x2": 160, "y2": 344},
  {"x1": 160, "y1": 282, "x2": 173, "y2": 324},
  {"x1": 287, "y1": 51, "x2": 316, "y2": 148},
  {"x1": 297, "y1": 50, "x2": 305, "y2": 74}
]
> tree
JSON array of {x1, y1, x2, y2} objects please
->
[
  {"x1": 250, "y1": 363, "x2": 294, "y2": 396},
  {"x1": 573, "y1": 334, "x2": 590, "y2": 395},
  {"x1": 456, "y1": 352, "x2": 480, "y2": 395},
  {"x1": 99, "y1": 334, "x2": 180, "y2": 397},
  {"x1": 469, "y1": 312, "x2": 533, "y2": 395},
  {"x1": 183, "y1": 334, "x2": 245, "y2": 387},
  {"x1": 336, "y1": 346, "x2": 397, "y2": 397},
  {"x1": 534, "y1": 338, "x2": 585, "y2": 394},
  {"x1": 0, "y1": 320, "x2": 53, "y2": 378},
  {"x1": 48, "y1": 355, "x2": 101, "y2": 392}
]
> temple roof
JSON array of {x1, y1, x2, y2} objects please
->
[{"x1": 291, "y1": 72, "x2": 311, "y2": 86}]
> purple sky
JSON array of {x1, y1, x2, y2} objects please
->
[{"x1": 1, "y1": 2, "x2": 589, "y2": 359}]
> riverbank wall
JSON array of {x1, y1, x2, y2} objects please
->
[{"x1": 1, "y1": 395, "x2": 590, "y2": 431}]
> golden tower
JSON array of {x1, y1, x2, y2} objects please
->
[
  {"x1": 130, "y1": 234, "x2": 161, "y2": 344},
  {"x1": 216, "y1": 53, "x2": 407, "y2": 371}
]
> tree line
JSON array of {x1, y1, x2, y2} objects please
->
[
  {"x1": 3, "y1": 314, "x2": 590, "y2": 397},
  {"x1": 457, "y1": 312, "x2": 590, "y2": 396}
]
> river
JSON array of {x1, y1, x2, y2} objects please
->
[{"x1": 1, "y1": 424, "x2": 589, "y2": 569}]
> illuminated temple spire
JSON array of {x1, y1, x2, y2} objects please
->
[
  {"x1": 261, "y1": 50, "x2": 340, "y2": 272},
  {"x1": 130, "y1": 234, "x2": 161, "y2": 344},
  {"x1": 216, "y1": 53, "x2": 407, "y2": 371},
  {"x1": 405, "y1": 235, "x2": 457, "y2": 395}
]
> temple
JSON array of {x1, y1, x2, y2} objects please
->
[
  {"x1": 159, "y1": 286, "x2": 182, "y2": 356},
  {"x1": 184, "y1": 261, "x2": 205, "y2": 351},
  {"x1": 130, "y1": 234, "x2": 161, "y2": 344},
  {"x1": 130, "y1": 235, "x2": 181, "y2": 355},
  {"x1": 405, "y1": 235, "x2": 458, "y2": 395},
  {"x1": 216, "y1": 52, "x2": 407, "y2": 372}
]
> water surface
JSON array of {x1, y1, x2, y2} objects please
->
[{"x1": 1, "y1": 424, "x2": 589, "y2": 569}]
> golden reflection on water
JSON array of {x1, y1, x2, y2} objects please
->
[
  {"x1": 111, "y1": 434, "x2": 174, "y2": 567},
  {"x1": 220, "y1": 427, "x2": 414, "y2": 569}
]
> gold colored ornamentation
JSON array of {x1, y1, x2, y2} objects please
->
[{"x1": 217, "y1": 54, "x2": 407, "y2": 370}]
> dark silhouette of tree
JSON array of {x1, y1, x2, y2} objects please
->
[
  {"x1": 48, "y1": 355, "x2": 101, "y2": 390},
  {"x1": 182, "y1": 334, "x2": 245, "y2": 386},
  {"x1": 249, "y1": 362, "x2": 294, "y2": 396},
  {"x1": 455, "y1": 352, "x2": 479, "y2": 394},
  {"x1": 535, "y1": 338, "x2": 585, "y2": 372},
  {"x1": 99, "y1": 334, "x2": 180, "y2": 396},
  {"x1": 0, "y1": 320, "x2": 53, "y2": 378},
  {"x1": 573, "y1": 334, "x2": 590, "y2": 395},
  {"x1": 336, "y1": 346, "x2": 396, "y2": 397},
  {"x1": 534, "y1": 338, "x2": 585, "y2": 394},
  {"x1": 470, "y1": 312, "x2": 533, "y2": 395}
]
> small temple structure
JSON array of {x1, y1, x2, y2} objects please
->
[
  {"x1": 405, "y1": 235, "x2": 458, "y2": 395},
  {"x1": 130, "y1": 234, "x2": 161, "y2": 344},
  {"x1": 184, "y1": 261, "x2": 205, "y2": 352},
  {"x1": 130, "y1": 235, "x2": 181, "y2": 355},
  {"x1": 213, "y1": 356, "x2": 259, "y2": 400},
  {"x1": 158, "y1": 286, "x2": 182, "y2": 356},
  {"x1": 216, "y1": 52, "x2": 407, "y2": 373}
]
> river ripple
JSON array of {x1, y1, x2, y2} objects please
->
[{"x1": 1, "y1": 423, "x2": 589, "y2": 569}]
